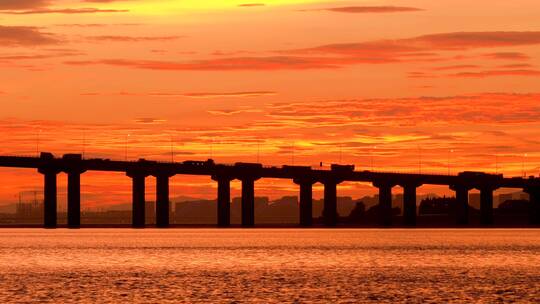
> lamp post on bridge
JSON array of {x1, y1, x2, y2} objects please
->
[
  {"x1": 370, "y1": 146, "x2": 376, "y2": 171},
  {"x1": 522, "y1": 153, "x2": 527, "y2": 177},
  {"x1": 36, "y1": 129, "x2": 42, "y2": 157},
  {"x1": 125, "y1": 133, "x2": 130, "y2": 161},
  {"x1": 448, "y1": 149, "x2": 454, "y2": 175}
]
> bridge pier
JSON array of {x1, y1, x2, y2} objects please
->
[
  {"x1": 155, "y1": 174, "x2": 173, "y2": 228},
  {"x1": 241, "y1": 178, "x2": 256, "y2": 227},
  {"x1": 525, "y1": 187, "x2": 540, "y2": 224},
  {"x1": 322, "y1": 179, "x2": 338, "y2": 226},
  {"x1": 38, "y1": 167, "x2": 60, "y2": 228},
  {"x1": 212, "y1": 175, "x2": 233, "y2": 227},
  {"x1": 374, "y1": 182, "x2": 393, "y2": 226},
  {"x1": 480, "y1": 186, "x2": 495, "y2": 226},
  {"x1": 402, "y1": 184, "x2": 419, "y2": 226},
  {"x1": 127, "y1": 171, "x2": 148, "y2": 228},
  {"x1": 451, "y1": 185, "x2": 470, "y2": 225},
  {"x1": 66, "y1": 170, "x2": 85, "y2": 228},
  {"x1": 294, "y1": 178, "x2": 315, "y2": 227}
]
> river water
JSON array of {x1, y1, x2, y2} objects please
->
[{"x1": 0, "y1": 229, "x2": 538, "y2": 303}]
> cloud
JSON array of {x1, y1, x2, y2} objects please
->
[
  {"x1": 432, "y1": 64, "x2": 480, "y2": 71},
  {"x1": 63, "y1": 31, "x2": 540, "y2": 71},
  {"x1": 55, "y1": 23, "x2": 140, "y2": 27},
  {"x1": 483, "y1": 52, "x2": 530, "y2": 60},
  {"x1": 134, "y1": 118, "x2": 167, "y2": 124},
  {"x1": 207, "y1": 109, "x2": 263, "y2": 116},
  {"x1": 301, "y1": 32, "x2": 540, "y2": 56},
  {"x1": 0, "y1": 25, "x2": 59, "y2": 46},
  {"x1": 64, "y1": 54, "x2": 399, "y2": 71},
  {"x1": 1, "y1": 8, "x2": 129, "y2": 14},
  {"x1": 304, "y1": 6, "x2": 423, "y2": 13},
  {"x1": 79, "y1": 91, "x2": 276, "y2": 98},
  {"x1": 181, "y1": 91, "x2": 276, "y2": 98},
  {"x1": 0, "y1": 48, "x2": 83, "y2": 62},
  {"x1": 0, "y1": 0, "x2": 49, "y2": 9},
  {"x1": 87, "y1": 35, "x2": 183, "y2": 42},
  {"x1": 266, "y1": 93, "x2": 540, "y2": 125},
  {"x1": 449, "y1": 69, "x2": 540, "y2": 78},
  {"x1": 238, "y1": 3, "x2": 265, "y2": 7},
  {"x1": 498, "y1": 63, "x2": 533, "y2": 68}
]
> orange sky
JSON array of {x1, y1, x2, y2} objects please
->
[{"x1": 1, "y1": 0, "x2": 539, "y2": 208}]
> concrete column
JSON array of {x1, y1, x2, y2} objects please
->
[
  {"x1": 377, "y1": 183, "x2": 393, "y2": 226},
  {"x1": 241, "y1": 178, "x2": 255, "y2": 227},
  {"x1": 480, "y1": 187, "x2": 494, "y2": 226},
  {"x1": 129, "y1": 173, "x2": 146, "y2": 228},
  {"x1": 323, "y1": 181, "x2": 338, "y2": 226},
  {"x1": 526, "y1": 188, "x2": 540, "y2": 225},
  {"x1": 155, "y1": 175, "x2": 170, "y2": 228},
  {"x1": 215, "y1": 177, "x2": 231, "y2": 227},
  {"x1": 41, "y1": 170, "x2": 58, "y2": 228},
  {"x1": 67, "y1": 171, "x2": 81, "y2": 228},
  {"x1": 453, "y1": 186, "x2": 469, "y2": 225},
  {"x1": 299, "y1": 182, "x2": 313, "y2": 226},
  {"x1": 403, "y1": 184, "x2": 417, "y2": 226}
]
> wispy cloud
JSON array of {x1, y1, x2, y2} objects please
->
[
  {"x1": 181, "y1": 91, "x2": 276, "y2": 98},
  {"x1": 1, "y1": 8, "x2": 129, "y2": 14},
  {"x1": 449, "y1": 69, "x2": 540, "y2": 78},
  {"x1": 134, "y1": 118, "x2": 167, "y2": 124},
  {"x1": 0, "y1": 25, "x2": 59, "y2": 46},
  {"x1": 238, "y1": 3, "x2": 265, "y2": 7},
  {"x1": 80, "y1": 91, "x2": 277, "y2": 98},
  {"x1": 483, "y1": 52, "x2": 530, "y2": 60},
  {"x1": 0, "y1": 0, "x2": 49, "y2": 9},
  {"x1": 303, "y1": 6, "x2": 423, "y2": 13},
  {"x1": 87, "y1": 35, "x2": 183, "y2": 42},
  {"x1": 63, "y1": 31, "x2": 540, "y2": 72}
]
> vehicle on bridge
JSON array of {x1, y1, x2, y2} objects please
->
[
  {"x1": 62, "y1": 154, "x2": 82, "y2": 160},
  {"x1": 183, "y1": 159, "x2": 215, "y2": 167},
  {"x1": 459, "y1": 171, "x2": 503, "y2": 178},
  {"x1": 40, "y1": 152, "x2": 54, "y2": 159},
  {"x1": 234, "y1": 162, "x2": 263, "y2": 169},
  {"x1": 331, "y1": 164, "x2": 355, "y2": 172}
]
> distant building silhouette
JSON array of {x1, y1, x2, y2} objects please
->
[
  {"x1": 145, "y1": 201, "x2": 156, "y2": 224},
  {"x1": 499, "y1": 193, "x2": 514, "y2": 204},
  {"x1": 347, "y1": 201, "x2": 366, "y2": 223},
  {"x1": 497, "y1": 199, "x2": 530, "y2": 215},
  {"x1": 15, "y1": 191, "x2": 43, "y2": 223},
  {"x1": 365, "y1": 204, "x2": 401, "y2": 217},
  {"x1": 469, "y1": 193, "x2": 481, "y2": 209},
  {"x1": 419, "y1": 196, "x2": 456, "y2": 215}
]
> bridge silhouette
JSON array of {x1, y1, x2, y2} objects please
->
[{"x1": 0, "y1": 152, "x2": 539, "y2": 228}]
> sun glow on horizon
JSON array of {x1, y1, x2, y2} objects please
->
[{"x1": 102, "y1": 0, "x2": 324, "y2": 15}]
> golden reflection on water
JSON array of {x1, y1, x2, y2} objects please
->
[{"x1": 0, "y1": 229, "x2": 538, "y2": 303}]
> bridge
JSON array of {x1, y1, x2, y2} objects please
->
[{"x1": 0, "y1": 152, "x2": 539, "y2": 228}]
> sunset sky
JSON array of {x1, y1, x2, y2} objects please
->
[{"x1": 1, "y1": 0, "x2": 540, "y2": 208}]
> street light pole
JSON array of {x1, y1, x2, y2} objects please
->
[
  {"x1": 418, "y1": 145, "x2": 422, "y2": 174},
  {"x1": 36, "y1": 129, "x2": 42, "y2": 156},
  {"x1": 522, "y1": 153, "x2": 527, "y2": 177},
  {"x1": 125, "y1": 134, "x2": 130, "y2": 161},
  {"x1": 170, "y1": 135, "x2": 174, "y2": 163},
  {"x1": 291, "y1": 142, "x2": 295, "y2": 165},
  {"x1": 447, "y1": 149, "x2": 452, "y2": 175},
  {"x1": 82, "y1": 130, "x2": 86, "y2": 159},
  {"x1": 257, "y1": 141, "x2": 260, "y2": 163},
  {"x1": 370, "y1": 146, "x2": 376, "y2": 171}
]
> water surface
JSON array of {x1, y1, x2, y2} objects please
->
[{"x1": 0, "y1": 229, "x2": 538, "y2": 303}]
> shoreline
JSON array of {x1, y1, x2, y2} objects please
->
[{"x1": 0, "y1": 224, "x2": 538, "y2": 229}]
